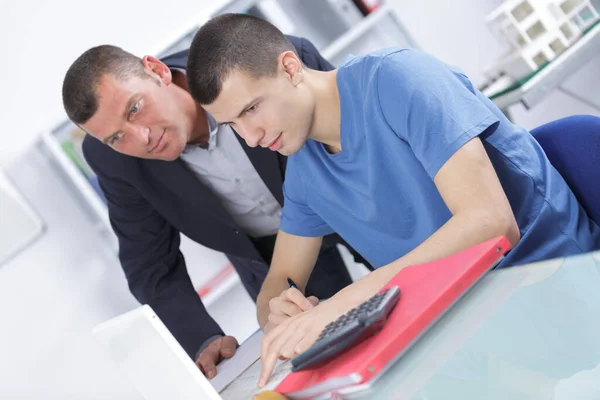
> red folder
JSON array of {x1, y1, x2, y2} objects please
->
[{"x1": 276, "y1": 237, "x2": 512, "y2": 398}]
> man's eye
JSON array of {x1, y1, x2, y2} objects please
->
[
  {"x1": 247, "y1": 104, "x2": 258, "y2": 113},
  {"x1": 130, "y1": 101, "x2": 140, "y2": 115},
  {"x1": 110, "y1": 133, "x2": 123, "y2": 145}
]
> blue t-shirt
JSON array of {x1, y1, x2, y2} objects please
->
[{"x1": 280, "y1": 48, "x2": 600, "y2": 268}]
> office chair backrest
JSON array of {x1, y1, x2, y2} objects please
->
[{"x1": 530, "y1": 115, "x2": 600, "y2": 226}]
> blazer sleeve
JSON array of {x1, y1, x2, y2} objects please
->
[
  {"x1": 285, "y1": 35, "x2": 335, "y2": 72},
  {"x1": 82, "y1": 138, "x2": 224, "y2": 359}
]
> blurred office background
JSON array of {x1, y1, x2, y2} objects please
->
[{"x1": 0, "y1": 0, "x2": 598, "y2": 398}]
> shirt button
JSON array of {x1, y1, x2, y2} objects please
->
[
  {"x1": 234, "y1": 229, "x2": 240, "y2": 234},
  {"x1": 259, "y1": 201, "x2": 265, "y2": 206},
  {"x1": 235, "y1": 178, "x2": 241, "y2": 183}
]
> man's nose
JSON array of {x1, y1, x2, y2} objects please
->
[
  {"x1": 239, "y1": 121, "x2": 264, "y2": 148},
  {"x1": 128, "y1": 123, "x2": 150, "y2": 144}
]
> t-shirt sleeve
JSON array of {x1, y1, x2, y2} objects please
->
[
  {"x1": 280, "y1": 161, "x2": 334, "y2": 237},
  {"x1": 376, "y1": 49, "x2": 499, "y2": 179}
]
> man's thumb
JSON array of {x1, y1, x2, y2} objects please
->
[
  {"x1": 220, "y1": 336, "x2": 238, "y2": 357},
  {"x1": 307, "y1": 296, "x2": 319, "y2": 307}
]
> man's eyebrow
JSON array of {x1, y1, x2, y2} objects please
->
[
  {"x1": 217, "y1": 97, "x2": 262, "y2": 125},
  {"x1": 101, "y1": 95, "x2": 138, "y2": 144}
]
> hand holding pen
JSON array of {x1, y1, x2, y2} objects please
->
[
  {"x1": 287, "y1": 277, "x2": 298, "y2": 289},
  {"x1": 264, "y1": 277, "x2": 319, "y2": 331}
]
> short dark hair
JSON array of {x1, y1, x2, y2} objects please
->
[
  {"x1": 62, "y1": 45, "x2": 148, "y2": 124},
  {"x1": 187, "y1": 13, "x2": 296, "y2": 105}
]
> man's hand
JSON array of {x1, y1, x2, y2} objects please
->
[
  {"x1": 258, "y1": 294, "x2": 354, "y2": 387},
  {"x1": 265, "y1": 287, "x2": 319, "y2": 332},
  {"x1": 195, "y1": 335, "x2": 238, "y2": 379},
  {"x1": 258, "y1": 268, "x2": 395, "y2": 387},
  {"x1": 257, "y1": 231, "x2": 323, "y2": 329}
]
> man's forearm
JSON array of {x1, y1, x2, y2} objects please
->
[
  {"x1": 334, "y1": 211, "x2": 519, "y2": 307},
  {"x1": 256, "y1": 231, "x2": 324, "y2": 329}
]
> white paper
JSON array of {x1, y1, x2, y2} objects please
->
[
  {"x1": 220, "y1": 358, "x2": 294, "y2": 400},
  {"x1": 211, "y1": 330, "x2": 264, "y2": 393}
]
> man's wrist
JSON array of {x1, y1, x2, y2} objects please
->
[
  {"x1": 334, "y1": 271, "x2": 389, "y2": 310},
  {"x1": 258, "y1": 306, "x2": 270, "y2": 330},
  {"x1": 257, "y1": 290, "x2": 278, "y2": 329},
  {"x1": 194, "y1": 334, "x2": 224, "y2": 360}
]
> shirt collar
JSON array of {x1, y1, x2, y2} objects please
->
[
  {"x1": 181, "y1": 113, "x2": 217, "y2": 154},
  {"x1": 204, "y1": 112, "x2": 219, "y2": 151}
]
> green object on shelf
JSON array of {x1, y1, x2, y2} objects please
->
[
  {"x1": 488, "y1": 18, "x2": 600, "y2": 101},
  {"x1": 61, "y1": 140, "x2": 93, "y2": 178}
]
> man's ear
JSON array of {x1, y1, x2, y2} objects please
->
[
  {"x1": 141, "y1": 55, "x2": 172, "y2": 85},
  {"x1": 279, "y1": 51, "x2": 304, "y2": 86}
]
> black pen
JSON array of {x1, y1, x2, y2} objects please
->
[{"x1": 287, "y1": 277, "x2": 298, "y2": 289}]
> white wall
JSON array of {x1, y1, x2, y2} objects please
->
[
  {"x1": 0, "y1": 0, "x2": 223, "y2": 168},
  {"x1": 391, "y1": 0, "x2": 510, "y2": 86}
]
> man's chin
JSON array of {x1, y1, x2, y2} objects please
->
[
  {"x1": 278, "y1": 142, "x2": 304, "y2": 156},
  {"x1": 146, "y1": 148, "x2": 180, "y2": 161},
  {"x1": 160, "y1": 143, "x2": 186, "y2": 161},
  {"x1": 161, "y1": 154, "x2": 180, "y2": 162},
  {"x1": 163, "y1": 149, "x2": 184, "y2": 161}
]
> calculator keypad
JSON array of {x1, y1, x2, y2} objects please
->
[
  {"x1": 317, "y1": 290, "x2": 390, "y2": 341},
  {"x1": 291, "y1": 286, "x2": 401, "y2": 372}
]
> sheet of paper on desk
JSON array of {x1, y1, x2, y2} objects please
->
[
  {"x1": 211, "y1": 329, "x2": 264, "y2": 393},
  {"x1": 220, "y1": 359, "x2": 294, "y2": 400}
]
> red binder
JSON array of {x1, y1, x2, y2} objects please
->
[{"x1": 276, "y1": 237, "x2": 511, "y2": 398}]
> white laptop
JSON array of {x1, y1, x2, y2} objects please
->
[{"x1": 93, "y1": 305, "x2": 222, "y2": 400}]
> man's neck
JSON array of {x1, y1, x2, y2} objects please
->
[
  {"x1": 171, "y1": 69, "x2": 210, "y2": 145},
  {"x1": 188, "y1": 104, "x2": 211, "y2": 146},
  {"x1": 306, "y1": 69, "x2": 342, "y2": 154}
]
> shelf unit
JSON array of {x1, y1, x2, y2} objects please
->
[
  {"x1": 41, "y1": 0, "x2": 417, "y2": 303},
  {"x1": 322, "y1": 4, "x2": 419, "y2": 65}
]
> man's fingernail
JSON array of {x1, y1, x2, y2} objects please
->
[
  {"x1": 258, "y1": 378, "x2": 265, "y2": 387},
  {"x1": 208, "y1": 371, "x2": 215, "y2": 379}
]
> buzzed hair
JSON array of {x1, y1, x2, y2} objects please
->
[
  {"x1": 62, "y1": 45, "x2": 150, "y2": 124},
  {"x1": 186, "y1": 13, "x2": 297, "y2": 105}
]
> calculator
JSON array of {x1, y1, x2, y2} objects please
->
[{"x1": 291, "y1": 286, "x2": 401, "y2": 372}]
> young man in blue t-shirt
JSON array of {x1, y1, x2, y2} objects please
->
[{"x1": 186, "y1": 14, "x2": 600, "y2": 385}]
